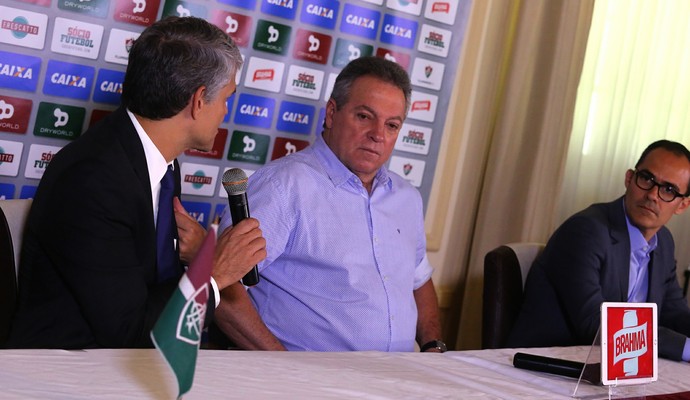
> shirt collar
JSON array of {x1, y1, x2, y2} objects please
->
[
  {"x1": 126, "y1": 109, "x2": 171, "y2": 185},
  {"x1": 312, "y1": 133, "x2": 392, "y2": 192}
]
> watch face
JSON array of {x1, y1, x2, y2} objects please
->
[{"x1": 422, "y1": 340, "x2": 447, "y2": 352}]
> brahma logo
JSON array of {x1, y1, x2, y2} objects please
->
[
  {"x1": 0, "y1": 6, "x2": 48, "y2": 50},
  {"x1": 0, "y1": 52, "x2": 41, "y2": 92},
  {"x1": 285, "y1": 65, "x2": 324, "y2": 100},
  {"x1": 261, "y1": 0, "x2": 297, "y2": 20},
  {"x1": 395, "y1": 123, "x2": 432, "y2": 155},
  {"x1": 293, "y1": 29, "x2": 331, "y2": 64},
  {"x1": 51, "y1": 17, "x2": 104, "y2": 60},
  {"x1": 276, "y1": 101, "x2": 314, "y2": 135},
  {"x1": 602, "y1": 303, "x2": 657, "y2": 385},
  {"x1": 34, "y1": 102, "x2": 85, "y2": 140},
  {"x1": 0, "y1": 139, "x2": 23, "y2": 177},
  {"x1": 340, "y1": 4, "x2": 380, "y2": 40},
  {"x1": 234, "y1": 93, "x2": 275, "y2": 129},
  {"x1": 614, "y1": 310, "x2": 648, "y2": 376},
  {"x1": 300, "y1": 0, "x2": 339, "y2": 29},
  {"x1": 424, "y1": 0, "x2": 462, "y2": 25},
  {"x1": 408, "y1": 91, "x2": 438, "y2": 123},
  {"x1": 93, "y1": 69, "x2": 125, "y2": 105},
  {"x1": 417, "y1": 24, "x2": 451, "y2": 58},
  {"x1": 243, "y1": 56, "x2": 284, "y2": 93},
  {"x1": 180, "y1": 163, "x2": 219, "y2": 197},
  {"x1": 380, "y1": 14, "x2": 417, "y2": 49},
  {"x1": 43, "y1": 60, "x2": 95, "y2": 100}
]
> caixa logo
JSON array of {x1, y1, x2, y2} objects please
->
[
  {"x1": 261, "y1": 0, "x2": 297, "y2": 20},
  {"x1": 276, "y1": 101, "x2": 314, "y2": 135},
  {"x1": 300, "y1": 0, "x2": 339, "y2": 30},
  {"x1": 340, "y1": 3, "x2": 380, "y2": 40},
  {"x1": 380, "y1": 14, "x2": 417, "y2": 49},
  {"x1": 0, "y1": 50, "x2": 41, "y2": 92},
  {"x1": 234, "y1": 93, "x2": 275, "y2": 129},
  {"x1": 43, "y1": 59, "x2": 95, "y2": 100},
  {"x1": 93, "y1": 68, "x2": 125, "y2": 105}
]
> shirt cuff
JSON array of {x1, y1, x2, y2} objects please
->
[
  {"x1": 682, "y1": 338, "x2": 690, "y2": 362},
  {"x1": 209, "y1": 277, "x2": 221, "y2": 309}
]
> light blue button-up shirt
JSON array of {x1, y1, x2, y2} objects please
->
[
  {"x1": 219, "y1": 135, "x2": 433, "y2": 351},
  {"x1": 624, "y1": 204, "x2": 690, "y2": 361}
]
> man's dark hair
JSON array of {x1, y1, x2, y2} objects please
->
[
  {"x1": 329, "y1": 56, "x2": 411, "y2": 115},
  {"x1": 635, "y1": 139, "x2": 690, "y2": 194},
  {"x1": 121, "y1": 16, "x2": 242, "y2": 120}
]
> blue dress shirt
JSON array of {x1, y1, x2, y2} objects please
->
[
  {"x1": 219, "y1": 135, "x2": 433, "y2": 351},
  {"x1": 624, "y1": 208, "x2": 690, "y2": 361}
]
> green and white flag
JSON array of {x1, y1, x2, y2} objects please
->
[{"x1": 151, "y1": 228, "x2": 215, "y2": 399}]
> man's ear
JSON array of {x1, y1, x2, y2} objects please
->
[
  {"x1": 190, "y1": 86, "x2": 206, "y2": 119},
  {"x1": 324, "y1": 98, "x2": 336, "y2": 129},
  {"x1": 675, "y1": 196, "x2": 690, "y2": 215}
]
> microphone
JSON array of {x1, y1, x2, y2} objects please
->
[
  {"x1": 513, "y1": 352, "x2": 601, "y2": 385},
  {"x1": 222, "y1": 168, "x2": 260, "y2": 286}
]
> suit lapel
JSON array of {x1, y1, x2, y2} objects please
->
[{"x1": 608, "y1": 197, "x2": 631, "y2": 301}]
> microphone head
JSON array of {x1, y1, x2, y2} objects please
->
[{"x1": 222, "y1": 168, "x2": 248, "y2": 196}]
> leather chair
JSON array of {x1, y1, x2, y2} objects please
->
[
  {"x1": 0, "y1": 199, "x2": 33, "y2": 346},
  {"x1": 482, "y1": 242, "x2": 545, "y2": 349}
]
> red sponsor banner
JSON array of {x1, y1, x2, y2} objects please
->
[
  {"x1": 601, "y1": 302, "x2": 657, "y2": 386},
  {"x1": 0, "y1": 95, "x2": 32, "y2": 134},
  {"x1": 270, "y1": 137, "x2": 309, "y2": 161}
]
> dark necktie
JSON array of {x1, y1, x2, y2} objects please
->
[{"x1": 156, "y1": 165, "x2": 178, "y2": 282}]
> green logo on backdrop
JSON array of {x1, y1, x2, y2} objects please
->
[
  {"x1": 252, "y1": 19, "x2": 291, "y2": 56},
  {"x1": 332, "y1": 40, "x2": 373, "y2": 68},
  {"x1": 34, "y1": 102, "x2": 85, "y2": 141},
  {"x1": 227, "y1": 130, "x2": 270, "y2": 165},
  {"x1": 58, "y1": 0, "x2": 110, "y2": 18},
  {"x1": 161, "y1": 0, "x2": 207, "y2": 18}
]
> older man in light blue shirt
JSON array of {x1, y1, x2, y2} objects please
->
[{"x1": 215, "y1": 56, "x2": 444, "y2": 352}]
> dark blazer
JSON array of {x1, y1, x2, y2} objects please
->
[
  {"x1": 8, "y1": 107, "x2": 212, "y2": 349},
  {"x1": 507, "y1": 197, "x2": 690, "y2": 360}
]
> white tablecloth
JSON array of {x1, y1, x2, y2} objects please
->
[{"x1": 1, "y1": 346, "x2": 688, "y2": 399}]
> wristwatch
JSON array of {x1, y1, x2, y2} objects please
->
[{"x1": 420, "y1": 339, "x2": 447, "y2": 353}]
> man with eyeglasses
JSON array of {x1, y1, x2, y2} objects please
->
[{"x1": 508, "y1": 140, "x2": 690, "y2": 362}]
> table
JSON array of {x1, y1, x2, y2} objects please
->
[{"x1": 1, "y1": 346, "x2": 689, "y2": 399}]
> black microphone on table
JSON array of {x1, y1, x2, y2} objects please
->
[
  {"x1": 222, "y1": 168, "x2": 260, "y2": 287},
  {"x1": 513, "y1": 352, "x2": 601, "y2": 385}
]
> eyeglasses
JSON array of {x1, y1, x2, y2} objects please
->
[{"x1": 632, "y1": 169, "x2": 688, "y2": 202}]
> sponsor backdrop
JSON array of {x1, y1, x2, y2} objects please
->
[{"x1": 0, "y1": 0, "x2": 471, "y2": 226}]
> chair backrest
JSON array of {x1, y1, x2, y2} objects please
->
[
  {"x1": 482, "y1": 242, "x2": 545, "y2": 349},
  {"x1": 0, "y1": 199, "x2": 33, "y2": 346}
]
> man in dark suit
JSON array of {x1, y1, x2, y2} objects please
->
[
  {"x1": 508, "y1": 140, "x2": 690, "y2": 361},
  {"x1": 7, "y1": 17, "x2": 266, "y2": 349}
]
